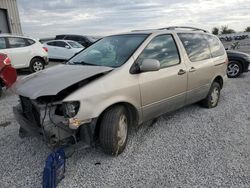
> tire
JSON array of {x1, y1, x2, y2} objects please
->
[
  {"x1": 201, "y1": 82, "x2": 221, "y2": 108},
  {"x1": 99, "y1": 106, "x2": 129, "y2": 156},
  {"x1": 227, "y1": 61, "x2": 242, "y2": 78},
  {"x1": 29, "y1": 58, "x2": 45, "y2": 73}
]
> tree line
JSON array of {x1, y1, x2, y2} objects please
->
[{"x1": 212, "y1": 26, "x2": 250, "y2": 35}]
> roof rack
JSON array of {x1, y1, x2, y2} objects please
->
[{"x1": 158, "y1": 26, "x2": 209, "y2": 33}]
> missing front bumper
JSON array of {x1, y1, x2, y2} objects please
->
[{"x1": 13, "y1": 105, "x2": 98, "y2": 147}]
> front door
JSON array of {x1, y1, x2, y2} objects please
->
[{"x1": 137, "y1": 34, "x2": 188, "y2": 122}]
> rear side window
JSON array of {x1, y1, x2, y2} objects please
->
[
  {"x1": 178, "y1": 33, "x2": 211, "y2": 62},
  {"x1": 138, "y1": 35, "x2": 180, "y2": 68},
  {"x1": 206, "y1": 35, "x2": 225, "y2": 57},
  {"x1": 55, "y1": 41, "x2": 67, "y2": 48},
  {"x1": 8, "y1": 37, "x2": 27, "y2": 48},
  {"x1": 0, "y1": 38, "x2": 6, "y2": 49},
  {"x1": 47, "y1": 41, "x2": 57, "y2": 46},
  {"x1": 26, "y1": 39, "x2": 35, "y2": 45}
]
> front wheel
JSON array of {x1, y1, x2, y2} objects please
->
[
  {"x1": 201, "y1": 82, "x2": 221, "y2": 108},
  {"x1": 29, "y1": 58, "x2": 45, "y2": 73},
  {"x1": 99, "y1": 106, "x2": 129, "y2": 156}
]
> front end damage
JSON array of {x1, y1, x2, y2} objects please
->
[
  {"x1": 12, "y1": 64, "x2": 114, "y2": 147},
  {"x1": 13, "y1": 95, "x2": 96, "y2": 147}
]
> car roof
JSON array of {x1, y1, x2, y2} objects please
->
[{"x1": 0, "y1": 34, "x2": 37, "y2": 40}]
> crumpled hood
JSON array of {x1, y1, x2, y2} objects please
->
[{"x1": 12, "y1": 64, "x2": 113, "y2": 99}]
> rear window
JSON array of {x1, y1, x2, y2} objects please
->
[
  {"x1": 0, "y1": 38, "x2": 6, "y2": 49},
  {"x1": 206, "y1": 35, "x2": 225, "y2": 57},
  {"x1": 178, "y1": 33, "x2": 211, "y2": 62},
  {"x1": 8, "y1": 37, "x2": 27, "y2": 48}
]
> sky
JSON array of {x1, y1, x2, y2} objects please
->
[{"x1": 17, "y1": 0, "x2": 250, "y2": 38}]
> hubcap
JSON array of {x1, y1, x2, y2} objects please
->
[
  {"x1": 33, "y1": 61, "x2": 44, "y2": 72},
  {"x1": 117, "y1": 114, "x2": 128, "y2": 147},
  {"x1": 227, "y1": 63, "x2": 239, "y2": 77},
  {"x1": 211, "y1": 87, "x2": 219, "y2": 106}
]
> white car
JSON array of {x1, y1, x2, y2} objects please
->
[
  {"x1": 0, "y1": 34, "x2": 49, "y2": 72},
  {"x1": 44, "y1": 40, "x2": 84, "y2": 60}
]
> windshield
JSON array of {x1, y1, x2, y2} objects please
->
[
  {"x1": 68, "y1": 41, "x2": 83, "y2": 48},
  {"x1": 68, "y1": 34, "x2": 148, "y2": 68}
]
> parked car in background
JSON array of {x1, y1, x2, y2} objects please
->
[
  {"x1": 226, "y1": 50, "x2": 250, "y2": 78},
  {"x1": 0, "y1": 34, "x2": 49, "y2": 72},
  {"x1": 44, "y1": 40, "x2": 84, "y2": 60},
  {"x1": 0, "y1": 53, "x2": 17, "y2": 97},
  {"x1": 55, "y1": 34, "x2": 97, "y2": 47},
  {"x1": 13, "y1": 27, "x2": 227, "y2": 156}
]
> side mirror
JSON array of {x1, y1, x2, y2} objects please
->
[
  {"x1": 65, "y1": 45, "x2": 71, "y2": 49},
  {"x1": 139, "y1": 59, "x2": 160, "y2": 72}
]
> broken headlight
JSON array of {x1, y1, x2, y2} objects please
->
[{"x1": 62, "y1": 101, "x2": 80, "y2": 118}]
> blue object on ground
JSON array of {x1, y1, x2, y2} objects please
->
[{"x1": 42, "y1": 149, "x2": 66, "y2": 188}]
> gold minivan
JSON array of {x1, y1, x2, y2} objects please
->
[{"x1": 13, "y1": 27, "x2": 228, "y2": 155}]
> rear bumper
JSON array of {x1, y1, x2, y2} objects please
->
[
  {"x1": 43, "y1": 56, "x2": 49, "y2": 65},
  {"x1": 0, "y1": 66, "x2": 17, "y2": 88}
]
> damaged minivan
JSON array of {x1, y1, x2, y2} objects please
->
[{"x1": 13, "y1": 27, "x2": 227, "y2": 156}]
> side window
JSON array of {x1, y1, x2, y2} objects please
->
[
  {"x1": 55, "y1": 41, "x2": 67, "y2": 48},
  {"x1": 137, "y1": 35, "x2": 180, "y2": 68},
  {"x1": 47, "y1": 41, "x2": 56, "y2": 46},
  {"x1": 0, "y1": 38, "x2": 6, "y2": 49},
  {"x1": 178, "y1": 33, "x2": 211, "y2": 62},
  {"x1": 206, "y1": 35, "x2": 225, "y2": 57},
  {"x1": 26, "y1": 39, "x2": 35, "y2": 45},
  {"x1": 8, "y1": 37, "x2": 27, "y2": 48}
]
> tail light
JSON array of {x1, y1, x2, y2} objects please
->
[
  {"x1": 43, "y1": 47, "x2": 48, "y2": 52},
  {"x1": 225, "y1": 58, "x2": 229, "y2": 65},
  {"x1": 0, "y1": 53, "x2": 11, "y2": 65}
]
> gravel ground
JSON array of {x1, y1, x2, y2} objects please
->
[{"x1": 0, "y1": 71, "x2": 250, "y2": 187}]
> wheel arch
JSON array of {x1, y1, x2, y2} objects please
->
[
  {"x1": 228, "y1": 58, "x2": 244, "y2": 73},
  {"x1": 212, "y1": 75, "x2": 224, "y2": 89},
  {"x1": 94, "y1": 102, "x2": 139, "y2": 138},
  {"x1": 30, "y1": 56, "x2": 45, "y2": 63}
]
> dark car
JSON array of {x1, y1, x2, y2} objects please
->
[
  {"x1": 226, "y1": 50, "x2": 250, "y2": 78},
  {"x1": 55, "y1": 34, "x2": 96, "y2": 47}
]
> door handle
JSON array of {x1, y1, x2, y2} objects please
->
[
  {"x1": 189, "y1": 67, "x2": 197, "y2": 72},
  {"x1": 178, "y1": 69, "x2": 186, "y2": 75}
]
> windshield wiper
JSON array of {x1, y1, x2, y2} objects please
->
[{"x1": 70, "y1": 61, "x2": 97, "y2": 66}]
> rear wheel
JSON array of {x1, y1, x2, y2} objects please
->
[
  {"x1": 29, "y1": 58, "x2": 45, "y2": 73},
  {"x1": 227, "y1": 61, "x2": 242, "y2": 78},
  {"x1": 201, "y1": 82, "x2": 221, "y2": 108},
  {"x1": 99, "y1": 106, "x2": 129, "y2": 156}
]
